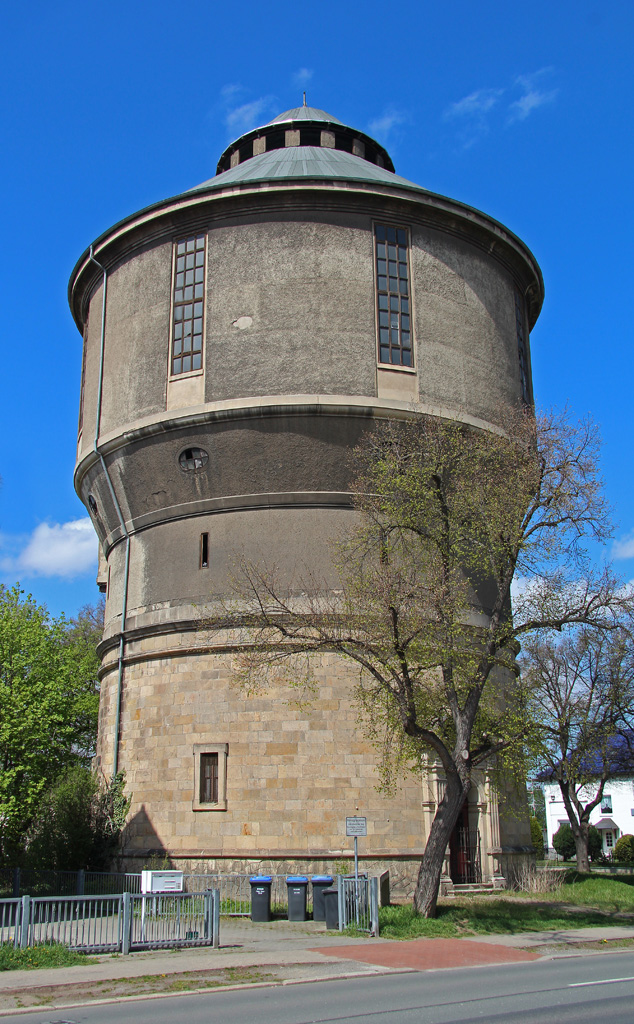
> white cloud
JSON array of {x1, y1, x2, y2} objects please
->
[
  {"x1": 369, "y1": 108, "x2": 406, "y2": 141},
  {"x1": 1, "y1": 518, "x2": 98, "y2": 579},
  {"x1": 508, "y1": 70, "x2": 558, "y2": 124},
  {"x1": 293, "y1": 68, "x2": 313, "y2": 88},
  {"x1": 225, "y1": 96, "x2": 276, "y2": 136},
  {"x1": 613, "y1": 531, "x2": 634, "y2": 560},
  {"x1": 444, "y1": 70, "x2": 558, "y2": 147},
  {"x1": 445, "y1": 88, "x2": 504, "y2": 120}
]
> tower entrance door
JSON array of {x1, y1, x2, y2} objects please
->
[{"x1": 449, "y1": 800, "x2": 482, "y2": 884}]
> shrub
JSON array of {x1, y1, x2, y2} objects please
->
[
  {"x1": 588, "y1": 826, "x2": 603, "y2": 862},
  {"x1": 614, "y1": 834, "x2": 634, "y2": 863},
  {"x1": 25, "y1": 768, "x2": 130, "y2": 870},
  {"x1": 553, "y1": 823, "x2": 575, "y2": 860},
  {"x1": 530, "y1": 816, "x2": 544, "y2": 858},
  {"x1": 553, "y1": 822, "x2": 603, "y2": 861}
]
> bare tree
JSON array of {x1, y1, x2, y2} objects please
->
[
  {"x1": 229, "y1": 407, "x2": 631, "y2": 916},
  {"x1": 523, "y1": 625, "x2": 634, "y2": 871}
]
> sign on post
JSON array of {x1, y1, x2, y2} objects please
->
[{"x1": 346, "y1": 816, "x2": 367, "y2": 887}]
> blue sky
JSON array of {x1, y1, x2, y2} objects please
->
[{"x1": 0, "y1": 0, "x2": 632, "y2": 618}]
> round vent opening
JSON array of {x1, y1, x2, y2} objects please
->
[{"x1": 179, "y1": 447, "x2": 209, "y2": 472}]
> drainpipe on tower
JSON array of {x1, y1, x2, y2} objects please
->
[{"x1": 89, "y1": 245, "x2": 131, "y2": 778}]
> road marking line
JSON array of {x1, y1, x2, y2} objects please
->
[{"x1": 569, "y1": 976, "x2": 634, "y2": 987}]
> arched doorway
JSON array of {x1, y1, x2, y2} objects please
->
[{"x1": 449, "y1": 798, "x2": 482, "y2": 884}]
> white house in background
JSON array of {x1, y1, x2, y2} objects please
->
[{"x1": 543, "y1": 778, "x2": 634, "y2": 856}]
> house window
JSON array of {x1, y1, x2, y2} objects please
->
[
  {"x1": 514, "y1": 290, "x2": 530, "y2": 403},
  {"x1": 375, "y1": 224, "x2": 412, "y2": 367},
  {"x1": 200, "y1": 753, "x2": 218, "y2": 803},
  {"x1": 192, "y1": 743, "x2": 228, "y2": 811},
  {"x1": 171, "y1": 235, "x2": 205, "y2": 376},
  {"x1": 601, "y1": 794, "x2": 612, "y2": 813}
]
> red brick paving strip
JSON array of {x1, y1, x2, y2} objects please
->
[{"x1": 310, "y1": 939, "x2": 540, "y2": 971}]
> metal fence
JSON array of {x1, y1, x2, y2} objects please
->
[
  {"x1": 0, "y1": 868, "x2": 142, "y2": 899},
  {"x1": 127, "y1": 892, "x2": 219, "y2": 953},
  {"x1": 338, "y1": 876, "x2": 379, "y2": 936},
  {"x1": 0, "y1": 891, "x2": 219, "y2": 954},
  {"x1": 0, "y1": 899, "x2": 20, "y2": 945},
  {"x1": 185, "y1": 873, "x2": 292, "y2": 915},
  {"x1": 1, "y1": 869, "x2": 290, "y2": 911}
]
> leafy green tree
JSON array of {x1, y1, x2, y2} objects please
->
[{"x1": 0, "y1": 587, "x2": 101, "y2": 863}]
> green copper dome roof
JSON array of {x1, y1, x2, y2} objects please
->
[
  {"x1": 267, "y1": 106, "x2": 343, "y2": 125},
  {"x1": 189, "y1": 145, "x2": 422, "y2": 195}
]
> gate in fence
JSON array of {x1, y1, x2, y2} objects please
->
[
  {"x1": 337, "y1": 876, "x2": 379, "y2": 935},
  {"x1": 0, "y1": 891, "x2": 219, "y2": 954}
]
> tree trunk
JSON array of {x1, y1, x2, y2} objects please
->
[
  {"x1": 413, "y1": 775, "x2": 469, "y2": 917},
  {"x1": 574, "y1": 821, "x2": 590, "y2": 873}
]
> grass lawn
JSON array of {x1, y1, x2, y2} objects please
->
[
  {"x1": 0, "y1": 942, "x2": 97, "y2": 971},
  {"x1": 378, "y1": 872, "x2": 634, "y2": 940}
]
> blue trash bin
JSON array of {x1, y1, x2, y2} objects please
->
[
  {"x1": 250, "y1": 875, "x2": 273, "y2": 922},
  {"x1": 286, "y1": 875, "x2": 309, "y2": 921},
  {"x1": 311, "y1": 876, "x2": 334, "y2": 921}
]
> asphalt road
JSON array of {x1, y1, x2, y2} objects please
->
[{"x1": 4, "y1": 952, "x2": 634, "y2": 1024}]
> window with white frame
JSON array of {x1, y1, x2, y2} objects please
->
[{"x1": 601, "y1": 794, "x2": 613, "y2": 813}]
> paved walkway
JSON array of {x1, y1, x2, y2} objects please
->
[{"x1": 0, "y1": 919, "x2": 633, "y2": 1012}]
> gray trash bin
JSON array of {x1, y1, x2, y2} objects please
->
[
  {"x1": 322, "y1": 886, "x2": 339, "y2": 929},
  {"x1": 286, "y1": 875, "x2": 309, "y2": 921},
  {"x1": 250, "y1": 875, "x2": 272, "y2": 922},
  {"x1": 311, "y1": 875, "x2": 334, "y2": 921}
]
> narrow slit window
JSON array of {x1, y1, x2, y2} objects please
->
[
  {"x1": 515, "y1": 290, "x2": 530, "y2": 403},
  {"x1": 375, "y1": 224, "x2": 412, "y2": 367},
  {"x1": 200, "y1": 753, "x2": 218, "y2": 803},
  {"x1": 171, "y1": 234, "x2": 206, "y2": 376},
  {"x1": 200, "y1": 532, "x2": 209, "y2": 568}
]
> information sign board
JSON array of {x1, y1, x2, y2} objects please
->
[{"x1": 346, "y1": 816, "x2": 367, "y2": 837}]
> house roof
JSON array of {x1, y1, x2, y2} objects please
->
[
  {"x1": 594, "y1": 817, "x2": 619, "y2": 830},
  {"x1": 537, "y1": 732, "x2": 634, "y2": 782}
]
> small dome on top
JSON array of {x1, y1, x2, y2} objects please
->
[
  {"x1": 267, "y1": 105, "x2": 343, "y2": 125},
  {"x1": 215, "y1": 100, "x2": 394, "y2": 177}
]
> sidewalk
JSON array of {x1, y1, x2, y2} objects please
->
[{"x1": 1, "y1": 919, "x2": 633, "y2": 1014}]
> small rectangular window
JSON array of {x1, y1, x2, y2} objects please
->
[
  {"x1": 193, "y1": 743, "x2": 228, "y2": 811},
  {"x1": 606, "y1": 830, "x2": 613, "y2": 848},
  {"x1": 601, "y1": 794, "x2": 612, "y2": 813},
  {"x1": 200, "y1": 533, "x2": 209, "y2": 569},
  {"x1": 171, "y1": 234, "x2": 206, "y2": 376},
  {"x1": 375, "y1": 223, "x2": 412, "y2": 368}
]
